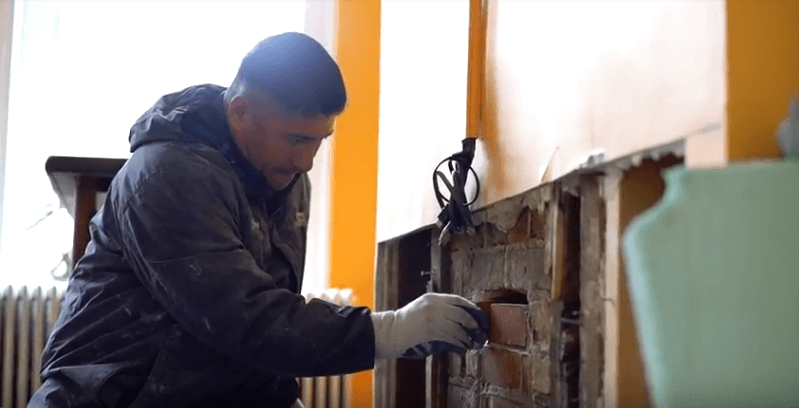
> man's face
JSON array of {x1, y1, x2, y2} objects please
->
[{"x1": 228, "y1": 96, "x2": 336, "y2": 191}]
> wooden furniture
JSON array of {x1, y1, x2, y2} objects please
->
[{"x1": 45, "y1": 156, "x2": 127, "y2": 267}]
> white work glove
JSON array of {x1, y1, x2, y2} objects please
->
[{"x1": 371, "y1": 293, "x2": 489, "y2": 360}]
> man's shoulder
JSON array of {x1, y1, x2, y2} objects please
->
[
  {"x1": 132, "y1": 141, "x2": 229, "y2": 172},
  {"x1": 113, "y1": 142, "x2": 239, "y2": 204}
]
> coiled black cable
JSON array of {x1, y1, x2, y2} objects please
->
[{"x1": 433, "y1": 138, "x2": 480, "y2": 244}]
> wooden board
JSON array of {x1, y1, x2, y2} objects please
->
[{"x1": 374, "y1": 226, "x2": 434, "y2": 408}]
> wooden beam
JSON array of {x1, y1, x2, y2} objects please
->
[
  {"x1": 579, "y1": 175, "x2": 604, "y2": 408},
  {"x1": 72, "y1": 176, "x2": 97, "y2": 267},
  {"x1": 427, "y1": 226, "x2": 449, "y2": 408},
  {"x1": 374, "y1": 227, "x2": 433, "y2": 408}
]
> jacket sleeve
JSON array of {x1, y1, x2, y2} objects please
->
[{"x1": 114, "y1": 147, "x2": 375, "y2": 377}]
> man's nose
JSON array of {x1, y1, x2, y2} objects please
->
[{"x1": 292, "y1": 144, "x2": 317, "y2": 173}]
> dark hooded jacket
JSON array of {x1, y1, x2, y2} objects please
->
[{"x1": 29, "y1": 84, "x2": 376, "y2": 408}]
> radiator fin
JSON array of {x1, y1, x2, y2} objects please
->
[
  {"x1": 2, "y1": 286, "x2": 15, "y2": 408},
  {"x1": 301, "y1": 288, "x2": 356, "y2": 408},
  {"x1": 1, "y1": 286, "x2": 356, "y2": 408}
]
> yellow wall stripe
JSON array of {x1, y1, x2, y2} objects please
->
[
  {"x1": 727, "y1": 0, "x2": 799, "y2": 161},
  {"x1": 331, "y1": 0, "x2": 381, "y2": 407}
]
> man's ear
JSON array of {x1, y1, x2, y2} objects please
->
[{"x1": 227, "y1": 95, "x2": 249, "y2": 126}]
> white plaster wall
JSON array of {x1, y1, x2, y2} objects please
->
[
  {"x1": 377, "y1": 0, "x2": 470, "y2": 242},
  {"x1": 376, "y1": 0, "x2": 725, "y2": 242},
  {"x1": 0, "y1": 0, "x2": 15, "y2": 260}
]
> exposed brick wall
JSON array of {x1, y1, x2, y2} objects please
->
[
  {"x1": 440, "y1": 183, "x2": 584, "y2": 408},
  {"x1": 489, "y1": 304, "x2": 528, "y2": 347},
  {"x1": 375, "y1": 174, "x2": 608, "y2": 408}
]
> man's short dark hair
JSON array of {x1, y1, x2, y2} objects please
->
[{"x1": 232, "y1": 32, "x2": 346, "y2": 117}]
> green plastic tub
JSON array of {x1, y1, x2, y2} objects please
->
[{"x1": 623, "y1": 162, "x2": 799, "y2": 407}]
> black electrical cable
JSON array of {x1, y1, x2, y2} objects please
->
[
  {"x1": 433, "y1": 158, "x2": 480, "y2": 208},
  {"x1": 432, "y1": 138, "x2": 480, "y2": 244}
]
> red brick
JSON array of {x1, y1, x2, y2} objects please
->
[
  {"x1": 470, "y1": 250, "x2": 505, "y2": 285},
  {"x1": 448, "y1": 384, "x2": 475, "y2": 408},
  {"x1": 505, "y1": 209, "x2": 530, "y2": 244},
  {"x1": 533, "y1": 353, "x2": 551, "y2": 394},
  {"x1": 481, "y1": 223, "x2": 503, "y2": 248},
  {"x1": 476, "y1": 301, "x2": 493, "y2": 320},
  {"x1": 483, "y1": 209, "x2": 530, "y2": 248},
  {"x1": 524, "y1": 352, "x2": 552, "y2": 395},
  {"x1": 530, "y1": 301, "x2": 551, "y2": 351},
  {"x1": 450, "y1": 225, "x2": 484, "y2": 249},
  {"x1": 487, "y1": 395, "x2": 523, "y2": 408},
  {"x1": 531, "y1": 209, "x2": 546, "y2": 240},
  {"x1": 506, "y1": 247, "x2": 548, "y2": 290},
  {"x1": 482, "y1": 346, "x2": 524, "y2": 389},
  {"x1": 466, "y1": 349, "x2": 481, "y2": 377},
  {"x1": 450, "y1": 248, "x2": 469, "y2": 294},
  {"x1": 489, "y1": 303, "x2": 528, "y2": 347},
  {"x1": 450, "y1": 353, "x2": 463, "y2": 377}
]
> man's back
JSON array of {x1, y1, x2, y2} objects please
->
[
  {"x1": 29, "y1": 85, "x2": 375, "y2": 408},
  {"x1": 29, "y1": 33, "x2": 491, "y2": 408}
]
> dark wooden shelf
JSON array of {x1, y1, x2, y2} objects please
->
[{"x1": 45, "y1": 156, "x2": 127, "y2": 266}]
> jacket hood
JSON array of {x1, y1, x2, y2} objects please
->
[{"x1": 129, "y1": 84, "x2": 293, "y2": 200}]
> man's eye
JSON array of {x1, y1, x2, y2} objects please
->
[{"x1": 288, "y1": 136, "x2": 306, "y2": 145}]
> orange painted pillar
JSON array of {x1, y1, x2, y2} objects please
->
[
  {"x1": 727, "y1": 0, "x2": 799, "y2": 161},
  {"x1": 331, "y1": 0, "x2": 381, "y2": 407}
]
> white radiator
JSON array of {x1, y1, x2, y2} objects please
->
[
  {"x1": 300, "y1": 288, "x2": 356, "y2": 408},
  {"x1": 0, "y1": 286, "x2": 62, "y2": 408},
  {"x1": 0, "y1": 286, "x2": 355, "y2": 408}
]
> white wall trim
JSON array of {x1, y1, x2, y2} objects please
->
[
  {"x1": 0, "y1": 0, "x2": 16, "y2": 255},
  {"x1": 302, "y1": 0, "x2": 336, "y2": 291}
]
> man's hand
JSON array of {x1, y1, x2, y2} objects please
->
[{"x1": 371, "y1": 293, "x2": 489, "y2": 360}]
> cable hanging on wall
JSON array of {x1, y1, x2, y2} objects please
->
[
  {"x1": 433, "y1": 138, "x2": 480, "y2": 245},
  {"x1": 432, "y1": 0, "x2": 487, "y2": 246}
]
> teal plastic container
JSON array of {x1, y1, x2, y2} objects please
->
[{"x1": 622, "y1": 162, "x2": 799, "y2": 407}]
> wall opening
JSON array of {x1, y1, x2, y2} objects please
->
[{"x1": 477, "y1": 288, "x2": 527, "y2": 305}]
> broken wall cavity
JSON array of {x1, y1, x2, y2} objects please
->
[{"x1": 440, "y1": 176, "x2": 589, "y2": 408}]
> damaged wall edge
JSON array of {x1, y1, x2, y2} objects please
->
[
  {"x1": 472, "y1": 138, "x2": 687, "y2": 229},
  {"x1": 375, "y1": 139, "x2": 687, "y2": 408}
]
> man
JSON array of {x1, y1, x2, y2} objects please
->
[{"x1": 30, "y1": 32, "x2": 488, "y2": 408}]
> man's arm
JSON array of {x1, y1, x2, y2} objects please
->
[{"x1": 114, "y1": 146, "x2": 375, "y2": 377}]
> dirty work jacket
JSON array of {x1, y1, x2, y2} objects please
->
[{"x1": 30, "y1": 85, "x2": 376, "y2": 408}]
